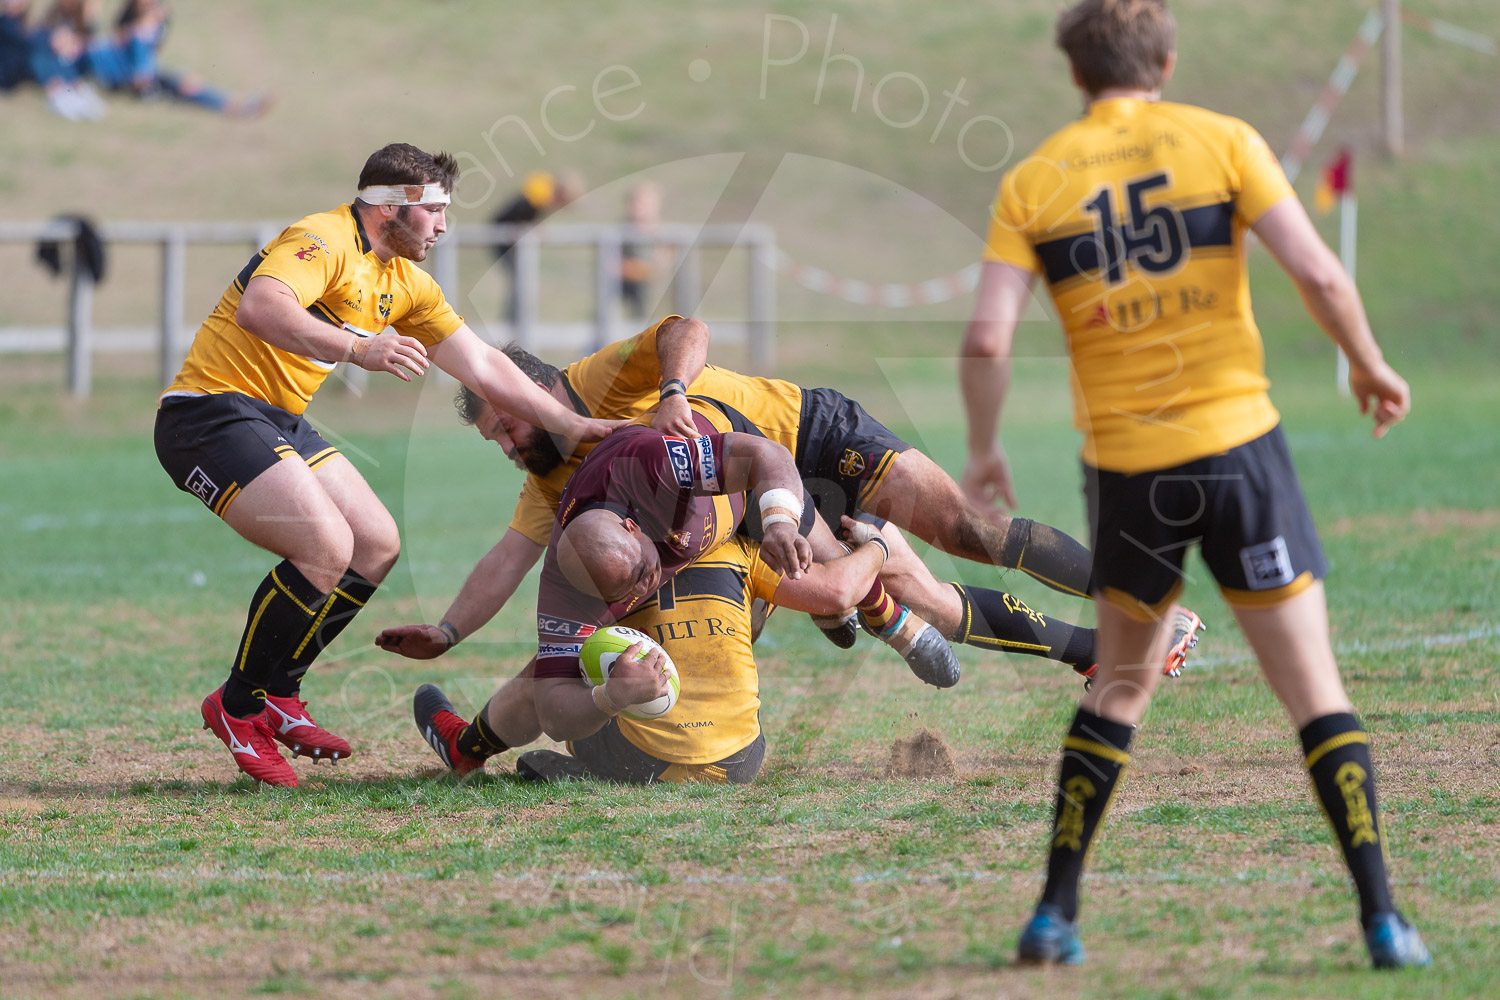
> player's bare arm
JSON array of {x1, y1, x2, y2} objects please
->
[
  {"x1": 533, "y1": 642, "x2": 672, "y2": 742},
  {"x1": 651, "y1": 316, "x2": 711, "y2": 438},
  {"x1": 1251, "y1": 198, "x2": 1411, "y2": 438},
  {"x1": 236, "y1": 274, "x2": 430, "y2": 381},
  {"x1": 718, "y1": 432, "x2": 813, "y2": 579},
  {"x1": 959, "y1": 260, "x2": 1035, "y2": 513},
  {"x1": 771, "y1": 516, "x2": 889, "y2": 614},
  {"x1": 431, "y1": 325, "x2": 626, "y2": 443},
  {"x1": 375, "y1": 528, "x2": 545, "y2": 658}
]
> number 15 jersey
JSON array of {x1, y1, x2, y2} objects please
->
[{"x1": 984, "y1": 98, "x2": 1295, "y2": 473}]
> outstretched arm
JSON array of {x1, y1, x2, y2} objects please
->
[
  {"x1": 237, "y1": 275, "x2": 430, "y2": 381},
  {"x1": 959, "y1": 261, "x2": 1035, "y2": 512},
  {"x1": 432, "y1": 325, "x2": 625, "y2": 442},
  {"x1": 1252, "y1": 197, "x2": 1410, "y2": 438},
  {"x1": 375, "y1": 529, "x2": 545, "y2": 659},
  {"x1": 651, "y1": 316, "x2": 711, "y2": 438}
]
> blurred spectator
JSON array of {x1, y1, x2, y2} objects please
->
[
  {"x1": 28, "y1": 0, "x2": 106, "y2": 120},
  {"x1": 88, "y1": 0, "x2": 269, "y2": 116},
  {"x1": 1, "y1": 1, "x2": 31, "y2": 91},
  {"x1": 620, "y1": 180, "x2": 668, "y2": 320},
  {"x1": 492, "y1": 170, "x2": 583, "y2": 324}
]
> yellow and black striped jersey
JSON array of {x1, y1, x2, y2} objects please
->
[
  {"x1": 509, "y1": 317, "x2": 804, "y2": 544},
  {"x1": 985, "y1": 98, "x2": 1294, "y2": 472},
  {"x1": 614, "y1": 536, "x2": 780, "y2": 764},
  {"x1": 163, "y1": 204, "x2": 463, "y2": 415}
]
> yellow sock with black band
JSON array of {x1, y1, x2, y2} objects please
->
[
  {"x1": 270, "y1": 567, "x2": 379, "y2": 696},
  {"x1": 222, "y1": 561, "x2": 329, "y2": 718},
  {"x1": 1038, "y1": 708, "x2": 1134, "y2": 922},
  {"x1": 1299, "y1": 712, "x2": 1395, "y2": 925}
]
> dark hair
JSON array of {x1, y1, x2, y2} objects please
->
[
  {"x1": 452, "y1": 343, "x2": 561, "y2": 425},
  {"x1": 356, "y1": 143, "x2": 459, "y2": 194},
  {"x1": 500, "y1": 342, "x2": 562, "y2": 389},
  {"x1": 1055, "y1": 0, "x2": 1176, "y2": 95},
  {"x1": 453, "y1": 384, "x2": 485, "y2": 426}
]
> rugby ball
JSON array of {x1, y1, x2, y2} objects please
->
[{"x1": 578, "y1": 626, "x2": 680, "y2": 721}]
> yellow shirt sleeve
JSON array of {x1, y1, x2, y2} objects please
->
[
  {"x1": 982, "y1": 166, "x2": 1045, "y2": 272},
  {"x1": 1233, "y1": 122, "x2": 1296, "y2": 226},
  {"x1": 393, "y1": 264, "x2": 464, "y2": 346},
  {"x1": 509, "y1": 474, "x2": 563, "y2": 546},
  {"x1": 745, "y1": 543, "x2": 784, "y2": 603},
  {"x1": 251, "y1": 225, "x2": 342, "y2": 308}
]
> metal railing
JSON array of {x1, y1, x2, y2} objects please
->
[{"x1": 0, "y1": 219, "x2": 777, "y2": 396}]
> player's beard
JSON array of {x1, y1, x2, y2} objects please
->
[
  {"x1": 379, "y1": 206, "x2": 429, "y2": 261},
  {"x1": 512, "y1": 424, "x2": 566, "y2": 477}
]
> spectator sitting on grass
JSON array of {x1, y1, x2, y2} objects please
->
[
  {"x1": 26, "y1": 0, "x2": 106, "y2": 120},
  {"x1": 86, "y1": 0, "x2": 268, "y2": 117}
]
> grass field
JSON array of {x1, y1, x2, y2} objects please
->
[
  {"x1": 1, "y1": 349, "x2": 1497, "y2": 999},
  {"x1": 4, "y1": 1, "x2": 1500, "y2": 997}
]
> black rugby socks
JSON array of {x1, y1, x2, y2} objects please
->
[
  {"x1": 1038, "y1": 708, "x2": 1135, "y2": 922},
  {"x1": 222, "y1": 560, "x2": 330, "y2": 717},
  {"x1": 1300, "y1": 712, "x2": 1396, "y2": 925}
]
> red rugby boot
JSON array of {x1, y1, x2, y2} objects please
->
[
  {"x1": 413, "y1": 683, "x2": 485, "y2": 777},
  {"x1": 263, "y1": 694, "x2": 353, "y2": 764},
  {"x1": 200, "y1": 686, "x2": 297, "y2": 787}
]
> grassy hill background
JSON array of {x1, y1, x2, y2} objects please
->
[{"x1": 2, "y1": 0, "x2": 1499, "y2": 378}]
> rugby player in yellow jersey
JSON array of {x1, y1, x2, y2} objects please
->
[
  {"x1": 153, "y1": 143, "x2": 624, "y2": 789},
  {"x1": 958, "y1": 0, "x2": 1425, "y2": 969},
  {"x1": 415, "y1": 531, "x2": 878, "y2": 784}
]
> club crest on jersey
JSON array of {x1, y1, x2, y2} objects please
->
[
  {"x1": 838, "y1": 449, "x2": 866, "y2": 478},
  {"x1": 184, "y1": 466, "x2": 220, "y2": 507},
  {"x1": 666, "y1": 528, "x2": 693, "y2": 552},
  {"x1": 378, "y1": 293, "x2": 393, "y2": 320},
  {"x1": 663, "y1": 436, "x2": 693, "y2": 488},
  {"x1": 693, "y1": 435, "x2": 719, "y2": 491}
]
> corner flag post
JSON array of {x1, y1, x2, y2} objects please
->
[{"x1": 1317, "y1": 148, "x2": 1356, "y2": 397}]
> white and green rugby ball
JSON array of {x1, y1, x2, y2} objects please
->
[{"x1": 578, "y1": 626, "x2": 680, "y2": 721}]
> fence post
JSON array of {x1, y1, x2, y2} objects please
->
[
  {"x1": 674, "y1": 237, "x2": 700, "y2": 317},
  {"x1": 66, "y1": 241, "x2": 94, "y2": 397},
  {"x1": 748, "y1": 235, "x2": 776, "y2": 373},
  {"x1": 514, "y1": 236, "x2": 540, "y2": 352},
  {"x1": 160, "y1": 230, "x2": 186, "y2": 388},
  {"x1": 594, "y1": 230, "x2": 621, "y2": 351}
]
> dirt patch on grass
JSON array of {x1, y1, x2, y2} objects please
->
[
  {"x1": 887, "y1": 728, "x2": 956, "y2": 779},
  {"x1": 1326, "y1": 507, "x2": 1500, "y2": 538}
]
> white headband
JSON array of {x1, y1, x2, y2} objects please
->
[{"x1": 357, "y1": 184, "x2": 451, "y2": 206}]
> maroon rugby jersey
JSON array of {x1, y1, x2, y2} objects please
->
[{"x1": 535, "y1": 414, "x2": 745, "y2": 680}]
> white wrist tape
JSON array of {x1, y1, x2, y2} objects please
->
[
  {"x1": 761, "y1": 513, "x2": 799, "y2": 529},
  {"x1": 758, "y1": 488, "x2": 803, "y2": 519}
]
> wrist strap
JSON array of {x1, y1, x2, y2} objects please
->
[
  {"x1": 865, "y1": 535, "x2": 890, "y2": 563},
  {"x1": 591, "y1": 683, "x2": 622, "y2": 717},
  {"x1": 659, "y1": 378, "x2": 687, "y2": 399},
  {"x1": 438, "y1": 621, "x2": 461, "y2": 647}
]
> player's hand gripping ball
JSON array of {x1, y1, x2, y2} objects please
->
[{"x1": 578, "y1": 626, "x2": 680, "y2": 720}]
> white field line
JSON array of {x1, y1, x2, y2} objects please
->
[{"x1": 1189, "y1": 623, "x2": 1500, "y2": 670}]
